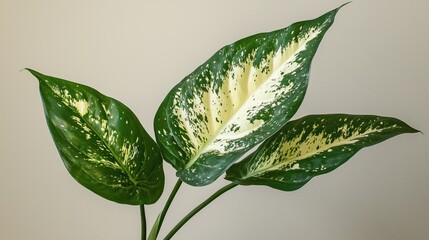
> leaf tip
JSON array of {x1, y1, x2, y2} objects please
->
[
  {"x1": 412, "y1": 128, "x2": 423, "y2": 135},
  {"x1": 329, "y1": 2, "x2": 351, "y2": 17},
  {"x1": 22, "y1": 68, "x2": 44, "y2": 81},
  {"x1": 399, "y1": 120, "x2": 421, "y2": 135},
  {"x1": 332, "y1": 1, "x2": 352, "y2": 14},
  {"x1": 340, "y1": 1, "x2": 352, "y2": 9},
  {"x1": 316, "y1": 2, "x2": 350, "y2": 30}
]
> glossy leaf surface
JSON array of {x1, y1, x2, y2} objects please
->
[
  {"x1": 29, "y1": 69, "x2": 164, "y2": 205},
  {"x1": 226, "y1": 114, "x2": 418, "y2": 191},
  {"x1": 155, "y1": 7, "x2": 344, "y2": 186}
]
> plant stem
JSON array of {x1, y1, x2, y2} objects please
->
[
  {"x1": 164, "y1": 183, "x2": 238, "y2": 240},
  {"x1": 140, "y1": 204, "x2": 146, "y2": 240},
  {"x1": 154, "y1": 179, "x2": 183, "y2": 239}
]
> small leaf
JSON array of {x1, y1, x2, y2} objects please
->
[
  {"x1": 154, "y1": 6, "x2": 344, "y2": 186},
  {"x1": 28, "y1": 69, "x2": 164, "y2": 205},
  {"x1": 225, "y1": 114, "x2": 419, "y2": 191},
  {"x1": 147, "y1": 214, "x2": 161, "y2": 240}
]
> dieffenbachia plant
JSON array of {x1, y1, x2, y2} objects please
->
[{"x1": 27, "y1": 4, "x2": 419, "y2": 240}]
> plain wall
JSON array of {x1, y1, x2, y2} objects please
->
[{"x1": 1, "y1": 0, "x2": 428, "y2": 239}]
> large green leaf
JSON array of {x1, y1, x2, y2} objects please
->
[
  {"x1": 28, "y1": 69, "x2": 164, "y2": 205},
  {"x1": 225, "y1": 114, "x2": 419, "y2": 191},
  {"x1": 154, "y1": 6, "x2": 345, "y2": 186}
]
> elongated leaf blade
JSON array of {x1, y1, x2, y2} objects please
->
[
  {"x1": 147, "y1": 214, "x2": 161, "y2": 240},
  {"x1": 29, "y1": 69, "x2": 164, "y2": 205},
  {"x1": 155, "y1": 7, "x2": 344, "y2": 186},
  {"x1": 225, "y1": 114, "x2": 419, "y2": 191}
]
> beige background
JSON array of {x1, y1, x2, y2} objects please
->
[{"x1": 1, "y1": 0, "x2": 428, "y2": 239}]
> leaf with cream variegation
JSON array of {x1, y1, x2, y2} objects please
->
[
  {"x1": 225, "y1": 114, "x2": 419, "y2": 191},
  {"x1": 28, "y1": 69, "x2": 164, "y2": 205},
  {"x1": 155, "y1": 6, "x2": 345, "y2": 186}
]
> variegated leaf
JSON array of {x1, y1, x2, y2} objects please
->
[
  {"x1": 225, "y1": 114, "x2": 419, "y2": 191},
  {"x1": 155, "y1": 6, "x2": 345, "y2": 186},
  {"x1": 29, "y1": 69, "x2": 164, "y2": 205}
]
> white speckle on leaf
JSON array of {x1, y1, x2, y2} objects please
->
[
  {"x1": 167, "y1": 25, "x2": 325, "y2": 170},
  {"x1": 73, "y1": 100, "x2": 89, "y2": 116}
]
